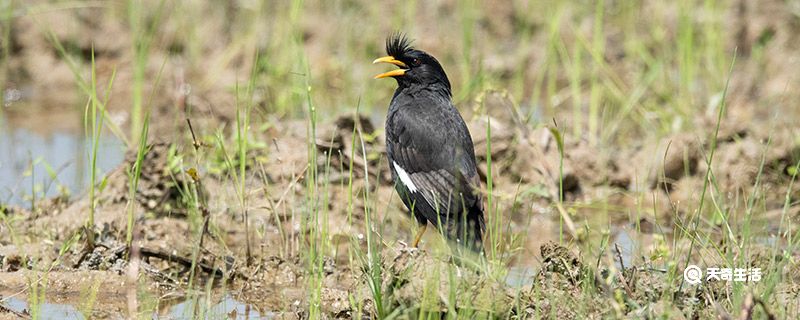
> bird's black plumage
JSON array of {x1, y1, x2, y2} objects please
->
[{"x1": 375, "y1": 34, "x2": 485, "y2": 253}]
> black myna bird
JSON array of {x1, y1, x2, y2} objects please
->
[{"x1": 373, "y1": 34, "x2": 485, "y2": 253}]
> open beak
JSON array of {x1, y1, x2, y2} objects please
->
[{"x1": 373, "y1": 56, "x2": 408, "y2": 79}]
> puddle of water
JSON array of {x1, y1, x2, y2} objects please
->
[
  {"x1": 1, "y1": 296, "x2": 85, "y2": 320},
  {"x1": 159, "y1": 294, "x2": 274, "y2": 320},
  {"x1": 0, "y1": 294, "x2": 272, "y2": 319},
  {"x1": 612, "y1": 225, "x2": 667, "y2": 270},
  {"x1": 0, "y1": 116, "x2": 125, "y2": 207},
  {"x1": 613, "y1": 228, "x2": 635, "y2": 269},
  {"x1": 505, "y1": 266, "x2": 536, "y2": 288}
]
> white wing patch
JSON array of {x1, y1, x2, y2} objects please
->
[{"x1": 393, "y1": 161, "x2": 418, "y2": 193}]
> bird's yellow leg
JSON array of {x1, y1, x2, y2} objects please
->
[{"x1": 412, "y1": 224, "x2": 427, "y2": 248}]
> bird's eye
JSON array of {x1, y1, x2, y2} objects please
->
[{"x1": 412, "y1": 58, "x2": 421, "y2": 66}]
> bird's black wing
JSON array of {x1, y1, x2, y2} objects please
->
[{"x1": 386, "y1": 94, "x2": 484, "y2": 244}]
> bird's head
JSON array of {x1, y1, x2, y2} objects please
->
[{"x1": 373, "y1": 33, "x2": 451, "y2": 95}]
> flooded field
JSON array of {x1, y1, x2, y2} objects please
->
[
  {"x1": 0, "y1": 112, "x2": 125, "y2": 207},
  {"x1": 1, "y1": 0, "x2": 800, "y2": 319}
]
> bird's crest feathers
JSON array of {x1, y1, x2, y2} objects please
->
[{"x1": 386, "y1": 33, "x2": 414, "y2": 58}]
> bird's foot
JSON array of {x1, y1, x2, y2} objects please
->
[{"x1": 397, "y1": 241, "x2": 419, "y2": 254}]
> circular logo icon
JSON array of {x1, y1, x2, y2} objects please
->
[{"x1": 684, "y1": 265, "x2": 703, "y2": 285}]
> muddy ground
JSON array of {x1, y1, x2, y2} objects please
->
[
  {"x1": 2, "y1": 110, "x2": 798, "y2": 318},
  {"x1": 2, "y1": 0, "x2": 800, "y2": 319}
]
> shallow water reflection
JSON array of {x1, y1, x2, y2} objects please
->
[
  {"x1": 0, "y1": 117, "x2": 125, "y2": 207},
  {"x1": 162, "y1": 294, "x2": 274, "y2": 319},
  {"x1": 2, "y1": 296, "x2": 84, "y2": 320},
  {"x1": 505, "y1": 266, "x2": 536, "y2": 288},
  {"x1": 0, "y1": 294, "x2": 272, "y2": 319}
]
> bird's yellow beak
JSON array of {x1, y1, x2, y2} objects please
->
[{"x1": 373, "y1": 56, "x2": 408, "y2": 79}]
